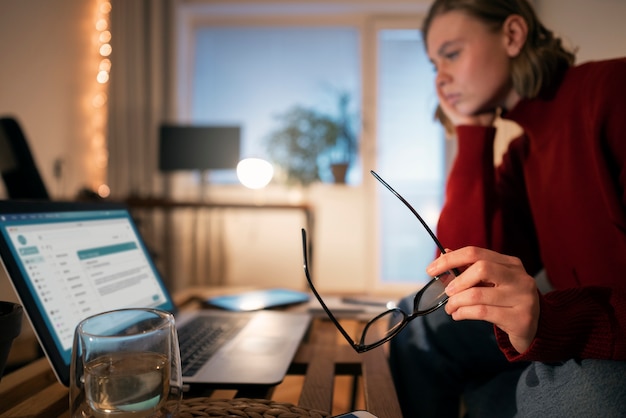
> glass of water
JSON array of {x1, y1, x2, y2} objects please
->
[{"x1": 70, "y1": 308, "x2": 182, "y2": 418}]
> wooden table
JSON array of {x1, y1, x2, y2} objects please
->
[{"x1": 0, "y1": 289, "x2": 402, "y2": 418}]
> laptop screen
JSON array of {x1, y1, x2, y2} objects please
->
[{"x1": 0, "y1": 201, "x2": 175, "y2": 375}]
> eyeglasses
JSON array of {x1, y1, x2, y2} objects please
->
[{"x1": 301, "y1": 170, "x2": 459, "y2": 353}]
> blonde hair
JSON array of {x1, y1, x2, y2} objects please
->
[{"x1": 423, "y1": 0, "x2": 576, "y2": 99}]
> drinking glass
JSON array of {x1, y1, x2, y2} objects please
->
[{"x1": 70, "y1": 308, "x2": 182, "y2": 418}]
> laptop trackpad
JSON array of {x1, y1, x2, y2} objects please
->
[{"x1": 234, "y1": 336, "x2": 282, "y2": 354}]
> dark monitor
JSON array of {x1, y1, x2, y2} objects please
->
[{"x1": 158, "y1": 125, "x2": 241, "y2": 172}]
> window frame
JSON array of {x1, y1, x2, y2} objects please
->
[{"x1": 173, "y1": 2, "x2": 441, "y2": 295}]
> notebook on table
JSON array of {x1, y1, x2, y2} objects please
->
[{"x1": 0, "y1": 200, "x2": 311, "y2": 388}]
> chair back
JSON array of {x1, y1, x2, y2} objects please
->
[{"x1": 0, "y1": 117, "x2": 49, "y2": 200}]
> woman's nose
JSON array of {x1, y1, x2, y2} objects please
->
[{"x1": 436, "y1": 70, "x2": 451, "y2": 88}]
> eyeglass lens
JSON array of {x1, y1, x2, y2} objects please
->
[
  {"x1": 360, "y1": 271, "x2": 454, "y2": 346},
  {"x1": 362, "y1": 310, "x2": 405, "y2": 346},
  {"x1": 415, "y1": 271, "x2": 454, "y2": 313}
]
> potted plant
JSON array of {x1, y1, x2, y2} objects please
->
[
  {"x1": 323, "y1": 92, "x2": 357, "y2": 184},
  {"x1": 265, "y1": 92, "x2": 358, "y2": 186}
]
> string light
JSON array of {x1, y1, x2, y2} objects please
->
[{"x1": 90, "y1": 0, "x2": 111, "y2": 198}]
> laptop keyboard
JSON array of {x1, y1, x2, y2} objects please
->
[{"x1": 178, "y1": 315, "x2": 248, "y2": 377}]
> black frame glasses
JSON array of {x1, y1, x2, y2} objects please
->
[{"x1": 301, "y1": 170, "x2": 459, "y2": 353}]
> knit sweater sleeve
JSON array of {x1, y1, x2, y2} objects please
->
[
  {"x1": 435, "y1": 125, "x2": 496, "y2": 252},
  {"x1": 436, "y1": 125, "x2": 542, "y2": 273},
  {"x1": 496, "y1": 287, "x2": 626, "y2": 361},
  {"x1": 496, "y1": 58, "x2": 626, "y2": 362},
  {"x1": 442, "y1": 127, "x2": 624, "y2": 362}
]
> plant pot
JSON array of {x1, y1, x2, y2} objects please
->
[
  {"x1": 0, "y1": 301, "x2": 23, "y2": 380},
  {"x1": 330, "y1": 163, "x2": 349, "y2": 184}
]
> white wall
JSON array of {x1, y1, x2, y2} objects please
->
[
  {"x1": 0, "y1": 0, "x2": 97, "y2": 200},
  {"x1": 0, "y1": 0, "x2": 95, "y2": 307},
  {"x1": 536, "y1": 0, "x2": 626, "y2": 63}
]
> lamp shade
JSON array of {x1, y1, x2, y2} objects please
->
[
  {"x1": 158, "y1": 125, "x2": 241, "y2": 171},
  {"x1": 237, "y1": 158, "x2": 274, "y2": 189}
]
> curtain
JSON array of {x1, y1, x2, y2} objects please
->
[
  {"x1": 108, "y1": 0, "x2": 179, "y2": 289},
  {"x1": 108, "y1": 0, "x2": 173, "y2": 199}
]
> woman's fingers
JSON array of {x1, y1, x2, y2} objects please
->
[
  {"x1": 429, "y1": 247, "x2": 501, "y2": 289},
  {"x1": 436, "y1": 88, "x2": 498, "y2": 127},
  {"x1": 428, "y1": 246, "x2": 540, "y2": 353}
]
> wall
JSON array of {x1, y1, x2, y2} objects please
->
[
  {"x1": 0, "y1": 1, "x2": 99, "y2": 367},
  {"x1": 537, "y1": 0, "x2": 626, "y2": 63},
  {"x1": 0, "y1": 0, "x2": 97, "y2": 200}
]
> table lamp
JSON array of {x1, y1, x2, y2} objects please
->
[
  {"x1": 236, "y1": 158, "x2": 274, "y2": 189},
  {"x1": 158, "y1": 124, "x2": 241, "y2": 199}
]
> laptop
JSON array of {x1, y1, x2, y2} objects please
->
[{"x1": 0, "y1": 199, "x2": 311, "y2": 388}]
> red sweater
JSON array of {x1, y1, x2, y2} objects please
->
[{"x1": 437, "y1": 58, "x2": 626, "y2": 362}]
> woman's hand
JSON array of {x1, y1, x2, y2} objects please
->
[
  {"x1": 427, "y1": 246, "x2": 540, "y2": 354},
  {"x1": 436, "y1": 86, "x2": 498, "y2": 128}
]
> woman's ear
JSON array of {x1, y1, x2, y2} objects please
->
[{"x1": 502, "y1": 14, "x2": 528, "y2": 57}]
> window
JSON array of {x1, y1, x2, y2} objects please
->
[
  {"x1": 176, "y1": 3, "x2": 447, "y2": 292},
  {"x1": 375, "y1": 28, "x2": 445, "y2": 285},
  {"x1": 191, "y1": 26, "x2": 361, "y2": 184}
]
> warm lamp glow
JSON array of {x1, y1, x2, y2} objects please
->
[
  {"x1": 97, "y1": 184, "x2": 111, "y2": 198},
  {"x1": 99, "y1": 31, "x2": 111, "y2": 43},
  {"x1": 96, "y1": 18, "x2": 108, "y2": 31},
  {"x1": 92, "y1": 92, "x2": 107, "y2": 108},
  {"x1": 99, "y1": 1, "x2": 111, "y2": 13},
  {"x1": 99, "y1": 44, "x2": 112, "y2": 57},
  {"x1": 237, "y1": 158, "x2": 274, "y2": 189},
  {"x1": 85, "y1": 0, "x2": 111, "y2": 193},
  {"x1": 96, "y1": 70, "x2": 109, "y2": 83},
  {"x1": 99, "y1": 59, "x2": 111, "y2": 71}
]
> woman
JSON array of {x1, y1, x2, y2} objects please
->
[{"x1": 389, "y1": 0, "x2": 626, "y2": 416}]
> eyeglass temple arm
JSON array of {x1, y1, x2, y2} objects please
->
[
  {"x1": 301, "y1": 228, "x2": 360, "y2": 349},
  {"x1": 370, "y1": 170, "x2": 460, "y2": 276}
]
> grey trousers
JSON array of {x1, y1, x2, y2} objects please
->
[{"x1": 388, "y1": 294, "x2": 626, "y2": 418}]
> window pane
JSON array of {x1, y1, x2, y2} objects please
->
[
  {"x1": 377, "y1": 29, "x2": 445, "y2": 284},
  {"x1": 192, "y1": 27, "x2": 361, "y2": 184}
]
